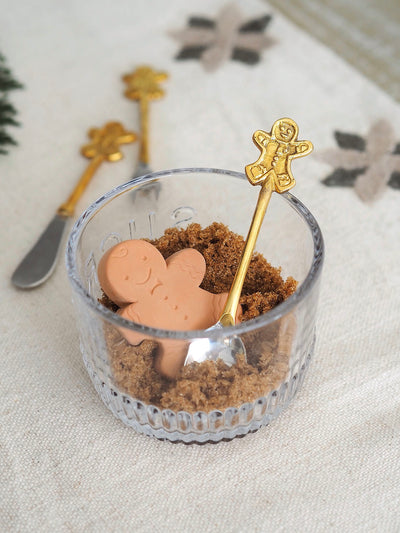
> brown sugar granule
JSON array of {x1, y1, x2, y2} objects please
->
[
  {"x1": 106, "y1": 326, "x2": 169, "y2": 405},
  {"x1": 150, "y1": 222, "x2": 297, "y2": 317},
  {"x1": 102, "y1": 222, "x2": 297, "y2": 412},
  {"x1": 99, "y1": 293, "x2": 119, "y2": 313},
  {"x1": 160, "y1": 351, "x2": 289, "y2": 412}
]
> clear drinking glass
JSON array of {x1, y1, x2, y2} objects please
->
[{"x1": 66, "y1": 168, "x2": 324, "y2": 443}]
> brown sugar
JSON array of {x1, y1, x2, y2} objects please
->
[{"x1": 101, "y1": 222, "x2": 297, "y2": 412}]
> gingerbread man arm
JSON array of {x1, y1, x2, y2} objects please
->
[
  {"x1": 252, "y1": 129, "x2": 272, "y2": 149},
  {"x1": 166, "y1": 248, "x2": 206, "y2": 287},
  {"x1": 293, "y1": 140, "x2": 313, "y2": 158}
]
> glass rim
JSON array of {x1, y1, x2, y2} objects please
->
[{"x1": 65, "y1": 167, "x2": 324, "y2": 340}]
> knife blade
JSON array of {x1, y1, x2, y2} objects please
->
[{"x1": 12, "y1": 214, "x2": 68, "y2": 289}]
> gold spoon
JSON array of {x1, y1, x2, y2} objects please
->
[
  {"x1": 185, "y1": 118, "x2": 313, "y2": 366},
  {"x1": 11, "y1": 122, "x2": 137, "y2": 289}
]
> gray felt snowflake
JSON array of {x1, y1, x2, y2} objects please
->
[
  {"x1": 170, "y1": 3, "x2": 275, "y2": 72},
  {"x1": 318, "y1": 119, "x2": 400, "y2": 202}
]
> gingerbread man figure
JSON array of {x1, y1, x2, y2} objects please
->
[
  {"x1": 98, "y1": 240, "x2": 241, "y2": 378},
  {"x1": 245, "y1": 118, "x2": 313, "y2": 193}
]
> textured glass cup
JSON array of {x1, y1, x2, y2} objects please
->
[{"x1": 66, "y1": 168, "x2": 324, "y2": 443}]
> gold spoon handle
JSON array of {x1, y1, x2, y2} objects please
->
[
  {"x1": 219, "y1": 180, "x2": 273, "y2": 327},
  {"x1": 220, "y1": 118, "x2": 313, "y2": 328},
  {"x1": 57, "y1": 121, "x2": 137, "y2": 218}
]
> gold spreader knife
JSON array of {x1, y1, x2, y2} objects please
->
[
  {"x1": 185, "y1": 118, "x2": 313, "y2": 366},
  {"x1": 12, "y1": 122, "x2": 137, "y2": 289},
  {"x1": 122, "y1": 65, "x2": 168, "y2": 178}
]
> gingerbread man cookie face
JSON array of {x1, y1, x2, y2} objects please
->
[
  {"x1": 98, "y1": 240, "x2": 163, "y2": 307},
  {"x1": 98, "y1": 240, "x2": 241, "y2": 378}
]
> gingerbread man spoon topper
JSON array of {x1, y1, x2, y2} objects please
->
[{"x1": 245, "y1": 118, "x2": 313, "y2": 192}]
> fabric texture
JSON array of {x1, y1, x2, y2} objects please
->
[
  {"x1": 1, "y1": 0, "x2": 399, "y2": 531},
  {"x1": 267, "y1": 0, "x2": 400, "y2": 104}
]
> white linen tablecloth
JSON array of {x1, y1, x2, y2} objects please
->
[{"x1": 1, "y1": 1, "x2": 399, "y2": 531}]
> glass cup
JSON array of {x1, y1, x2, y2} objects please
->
[{"x1": 66, "y1": 168, "x2": 324, "y2": 443}]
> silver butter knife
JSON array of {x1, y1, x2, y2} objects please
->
[
  {"x1": 12, "y1": 122, "x2": 137, "y2": 289},
  {"x1": 12, "y1": 213, "x2": 69, "y2": 289}
]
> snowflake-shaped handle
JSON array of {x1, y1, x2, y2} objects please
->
[
  {"x1": 122, "y1": 66, "x2": 168, "y2": 102},
  {"x1": 122, "y1": 65, "x2": 168, "y2": 166},
  {"x1": 57, "y1": 122, "x2": 137, "y2": 217},
  {"x1": 81, "y1": 121, "x2": 137, "y2": 161}
]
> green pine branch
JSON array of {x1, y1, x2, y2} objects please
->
[
  {"x1": 0, "y1": 53, "x2": 23, "y2": 155},
  {"x1": 0, "y1": 98, "x2": 19, "y2": 126},
  {"x1": 0, "y1": 130, "x2": 17, "y2": 154}
]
